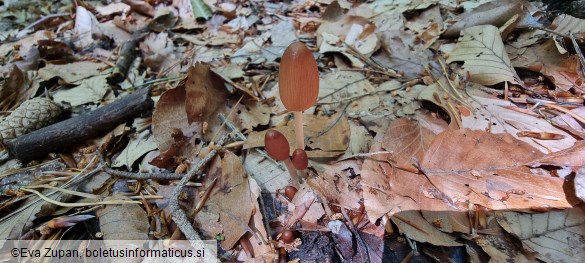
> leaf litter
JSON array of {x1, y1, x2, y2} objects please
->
[{"x1": 1, "y1": 0, "x2": 585, "y2": 262}]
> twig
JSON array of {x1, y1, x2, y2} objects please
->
[
  {"x1": 169, "y1": 134, "x2": 229, "y2": 242},
  {"x1": 102, "y1": 166, "x2": 185, "y2": 180},
  {"x1": 17, "y1": 13, "x2": 69, "y2": 37}
]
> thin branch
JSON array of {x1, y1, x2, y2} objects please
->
[
  {"x1": 169, "y1": 134, "x2": 229, "y2": 242},
  {"x1": 102, "y1": 166, "x2": 185, "y2": 180}
]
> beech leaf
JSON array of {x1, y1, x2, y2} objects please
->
[
  {"x1": 496, "y1": 206, "x2": 585, "y2": 262},
  {"x1": 446, "y1": 25, "x2": 521, "y2": 85}
]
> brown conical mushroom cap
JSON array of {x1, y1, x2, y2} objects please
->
[
  {"x1": 278, "y1": 42, "x2": 319, "y2": 111},
  {"x1": 264, "y1": 129, "x2": 290, "y2": 161}
]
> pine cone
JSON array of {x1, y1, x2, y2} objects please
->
[{"x1": 0, "y1": 97, "x2": 62, "y2": 145}]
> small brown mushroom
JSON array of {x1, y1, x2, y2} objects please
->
[
  {"x1": 265, "y1": 129, "x2": 301, "y2": 184},
  {"x1": 279, "y1": 42, "x2": 319, "y2": 150}
]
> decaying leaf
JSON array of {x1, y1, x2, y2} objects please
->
[
  {"x1": 38, "y1": 62, "x2": 107, "y2": 83},
  {"x1": 53, "y1": 75, "x2": 110, "y2": 106},
  {"x1": 443, "y1": 0, "x2": 528, "y2": 38},
  {"x1": 244, "y1": 114, "x2": 350, "y2": 158},
  {"x1": 421, "y1": 129, "x2": 573, "y2": 211},
  {"x1": 194, "y1": 151, "x2": 254, "y2": 250},
  {"x1": 95, "y1": 195, "x2": 149, "y2": 240},
  {"x1": 446, "y1": 25, "x2": 521, "y2": 85},
  {"x1": 185, "y1": 63, "x2": 226, "y2": 123},
  {"x1": 462, "y1": 87, "x2": 576, "y2": 153},
  {"x1": 361, "y1": 119, "x2": 466, "y2": 246},
  {"x1": 152, "y1": 86, "x2": 201, "y2": 152},
  {"x1": 111, "y1": 131, "x2": 158, "y2": 169},
  {"x1": 496, "y1": 205, "x2": 585, "y2": 263}
]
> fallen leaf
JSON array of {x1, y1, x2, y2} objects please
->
[
  {"x1": 526, "y1": 141, "x2": 585, "y2": 170},
  {"x1": 496, "y1": 205, "x2": 585, "y2": 263},
  {"x1": 361, "y1": 119, "x2": 468, "y2": 245},
  {"x1": 446, "y1": 25, "x2": 521, "y2": 85},
  {"x1": 421, "y1": 129, "x2": 573, "y2": 211},
  {"x1": 185, "y1": 63, "x2": 226, "y2": 123},
  {"x1": 309, "y1": 160, "x2": 362, "y2": 211},
  {"x1": 111, "y1": 131, "x2": 158, "y2": 169},
  {"x1": 318, "y1": 71, "x2": 379, "y2": 116},
  {"x1": 376, "y1": 30, "x2": 429, "y2": 78},
  {"x1": 461, "y1": 87, "x2": 576, "y2": 153},
  {"x1": 152, "y1": 86, "x2": 201, "y2": 152},
  {"x1": 550, "y1": 14, "x2": 585, "y2": 35},
  {"x1": 443, "y1": 0, "x2": 526, "y2": 38},
  {"x1": 73, "y1": 6, "x2": 103, "y2": 48},
  {"x1": 236, "y1": 99, "x2": 271, "y2": 132},
  {"x1": 53, "y1": 75, "x2": 110, "y2": 106},
  {"x1": 195, "y1": 151, "x2": 253, "y2": 250},
  {"x1": 511, "y1": 39, "x2": 584, "y2": 91},
  {"x1": 38, "y1": 62, "x2": 107, "y2": 83}
]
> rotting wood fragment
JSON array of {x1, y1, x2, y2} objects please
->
[{"x1": 5, "y1": 88, "x2": 154, "y2": 163}]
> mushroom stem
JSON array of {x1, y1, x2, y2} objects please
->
[
  {"x1": 283, "y1": 158, "x2": 301, "y2": 185},
  {"x1": 293, "y1": 111, "x2": 305, "y2": 150}
]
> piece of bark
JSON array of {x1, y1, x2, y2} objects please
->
[{"x1": 5, "y1": 88, "x2": 153, "y2": 163}]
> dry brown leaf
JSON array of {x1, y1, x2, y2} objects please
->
[
  {"x1": 152, "y1": 86, "x2": 201, "y2": 152},
  {"x1": 74, "y1": 6, "x2": 103, "y2": 48},
  {"x1": 111, "y1": 131, "x2": 157, "y2": 169},
  {"x1": 552, "y1": 107, "x2": 585, "y2": 139},
  {"x1": 496, "y1": 205, "x2": 585, "y2": 263},
  {"x1": 361, "y1": 119, "x2": 467, "y2": 246},
  {"x1": 149, "y1": 129, "x2": 188, "y2": 169},
  {"x1": 95, "y1": 195, "x2": 150, "y2": 240},
  {"x1": 38, "y1": 61, "x2": 107, "y2": 83},
  {"x1": 421, "y1": 129, "x2": 573, "y2": 211},
  {"x1": 510, "y1": 39, "x2": 584, "y2": 91},
  {"x1": 443, "y1": 0, "x2": 526, "y2": 38},
  {"x1": 316, "y1": 15, "x2": 372, "y2": 48},
  {"x1": 139, "y1": 32, "x2": 177, "y2": 73},
  {"x1": 404, "y1": 5, "x2": 443, "y2": 48},
  {"x1": 244, "y1": 114, "x2": 350, "y2": 158},
  {"x1": 305, "y1": 114, "x2": 350, "y2": 157},
  {"x1": 318, "y1": 71, "x2": 379, "y2": 116},
  {"x1": 447, "y1": 25, "x2": 521, "y2": 85},
  {"x1": 462, "y1": 87, "x2": 576, "y2": 153},
  {"x1": 236, "y1": 99, "x2": 271, "y2": 132},
  {"x1": 309, "y1": 160, "x2": 362, "y2": 211},
  {"x1": 195, "y1": 151, "x2": 253, "y2": 250},
  {"x1": 375, "y1": 30, "x2": 429, "y2": 78},
  {"x1": 185, "y1": 63, "x2": 226, "y2": 124},
  {"x1": 526, "y1": 141, "x2": 585, "y2": 170},
  {"x1": 550, "y1": 14, "x2": 585, "y2": 35}
]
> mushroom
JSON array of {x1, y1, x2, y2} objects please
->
[
  {"x1": 291, "y1": 149, "x2": 308, "y2": 170},
  {"x1": 265, "y1": 129, "x2": 301, "y2": 184},
  {"x1": 278, "y1": 42, "x2": 319, "y2": 150}
]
